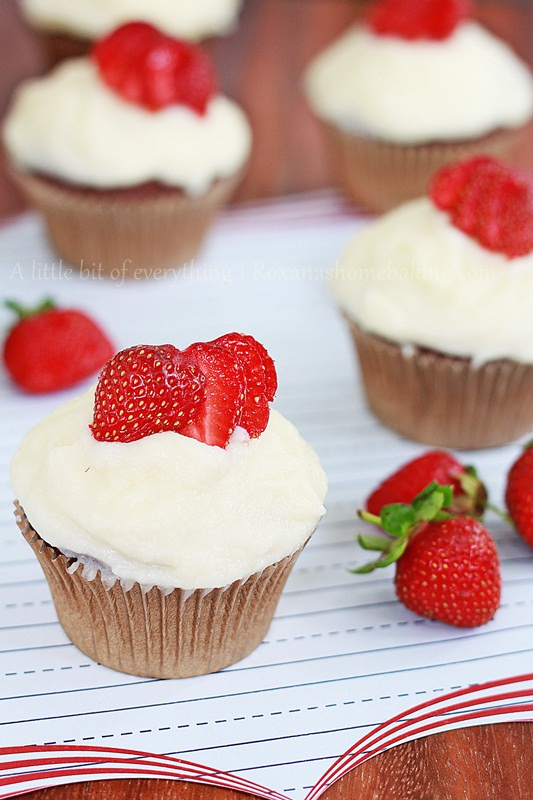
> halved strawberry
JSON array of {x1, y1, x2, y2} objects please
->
[
  {"x1": 91, "y1": 335, "x2": 277, "y2": 448},
  {"x1": 366, "y1": 0, "x2": 472, "y2": 41},
  {"x1": 430, "y1": 156, "x2": 533, "y2": 258},
  {"x1": 92, "y1": 21, "x2": 217, "y2": 114},
  {"x1": 181, "y1": 341, "x2": 245, "y2": 448},
  {"x1": 211, "y1": 332, "x2": 274, "y2": 437},
  {"x1": 91, "y1": 344, "x2": 205, "y2": 443}
]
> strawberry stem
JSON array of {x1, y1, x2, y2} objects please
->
[
  {"x1": 358, "y1": 509, "x2": 382, "y2": 527},
  {"x1": 5, "y1": 298, "x2": 55, "y2": 320},
  {"x1": 483, "y1": 500, "x2": 513, "y2": 525}
]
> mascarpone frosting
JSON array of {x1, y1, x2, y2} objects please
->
[
  {"x1": 330, "y1": 198, "x2": 533, "y2": 364},
  {"x1": 3, "y1": 59, "x2": 252, "y2": 195},
  {"x1": 20, "y1": 0, "x2": 242, "y2": 41},
  {"x1": 304, "y1": 22, "x2": 533, "y2": 144},
  {"x1": 10, "y1": 390, "x2": 327, "y2": 590}
]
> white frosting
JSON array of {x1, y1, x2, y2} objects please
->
[
  {"x1": 3, "y1": 59, "x2": 251, "y2": 195},
  {"x1": 304, "y1": 22, "x2": 533, "y2": 144},
  {"x1": 20, "y1": 0, "x2": 242, "y2": 41},
  {"x1": 330, "y1": 198, "x2": 533, "y2": 365},
  {"x1": 10, "y1": 390, "x2": 327, "y2": 590}
]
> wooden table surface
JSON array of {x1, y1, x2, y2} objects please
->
[{"x1": 1, "y1": 1, "x2": 532, "y2": 798}]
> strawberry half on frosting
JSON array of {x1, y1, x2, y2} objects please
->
[
  {"x1": 92, "y1": 21, "x2": 217, "y2": 114},
  {"x1": 430, "y1": 156, "x2": 533, "y2": 259},
  {"x1": 91, "y1": 333, "x2": 277, "y2": 448},
  {"x1": 365, "y1": 0, "x2": 472, "y2": 41}
]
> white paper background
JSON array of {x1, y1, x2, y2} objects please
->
[{"x1": 0, "y1": 194, "x2": 532, "y2": 799}]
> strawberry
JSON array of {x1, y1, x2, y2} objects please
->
[
  {"x1": 92, "y1": 22, "x2": 217, "y2": 114},
  {"x1": 211, "y1": 332, "x2": 276, "y2": 437},
  {"x1": 505, "y1": 442, "x2": 533, "y2": 550},
  {"x1": 91, "y1": 344, "x2": 205, "y2": 443},
  {"x1": 180, "y1": 341, "x2": 245, "y2": 448},
  {"x1": 355, "y1": 483, "x2": 501, "y2": 627},
  {"x1": 365, "y1": 0, "x2": 471, "y2": 41},
  {"x1": 91, "y1": 334, "x2": 277, "y2": 448},
  {"x1": 430, "y1": 156, "x2": 533, "y2": 258},
  {"x1": 366, "y1": 450, "x2": 486, "y2": 517},
  {"x1": 3, "y1": 298, "x2": 114, "y2": 394}
]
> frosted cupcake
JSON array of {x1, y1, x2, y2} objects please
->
[
  {"x1": 11, "y1": 333, "x2": 327, "y2": 678},
  {"x1": 330, "y1": 156, "x2": 533, "y2": 449},
  {"x1": 19, "y1": 0, "x2": 243, "y2": 64},
  {"x1": 3, "y1": 22, "x2": 251, "y2": 278},
  {"x1": 304, "y1": 0, "x2": 533, "y2": 213}
]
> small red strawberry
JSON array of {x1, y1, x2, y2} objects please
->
[
  {"x1": 3, "y1": 298, "x2": 114, "y2": 394},
  {"x1": 355, "y1": 483, "x2": 501, "y2": 627},
  {"x1": 505, "y1": 442, "x2": 533, "y2": 550},
  {"x1": 91, "y1": 344, "x2": 205, "y2": 443},
  {"x1": 366, "y1": 0, "x2": 471, "y2": 41},
  {"x1": 366, "y1": 450, "x2": 486, "y2": 517},
  {"x1": 430, "y1": 156, "x2": 533, "y2": 258},
  {"x1": 91, "y1": 334, "x2": 277, "y2": 448},
  {"x1": 92, "y1": 22, "x2": 217, "y2": 114}
]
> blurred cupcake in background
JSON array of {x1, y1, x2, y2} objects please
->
[
  {"x1": 304, "y1": 0, "x2": 533, "y2": 213},
  {"x1": 330, "y1": 155, "x2": 533, "y2": 449},
  {"x1": 19, "y1": 0, "x2": 243, "y2": 64},
  {"x1": 3, "y1": 21, "x2": 252, "y2": 279}
]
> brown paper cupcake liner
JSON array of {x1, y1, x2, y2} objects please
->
[
  {"x1": 10, "y1": 168, "x2": 243, "y2": 279},
  {"x1": 321, "y1": 122, "x2": 529, "y2": 214},
  {"x1": 348, "y1": 321, "x2": 533, "y2": 449},
  {"x1": 15, "y1": 502, "x2": 304, "y2": 678}
]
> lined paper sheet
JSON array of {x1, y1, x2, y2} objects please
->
[{"x1": 0, "y1": 193, "x2": 532, "y2": 799}]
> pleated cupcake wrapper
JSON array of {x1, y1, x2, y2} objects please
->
[
  {"x1": 348, "y1": 321, "x2": 533, "y2": 450},
  {"x1": 10, "y1": 168, "x2": 243, "y2": 279},
  {"x1": 15, "y1": 502, "x2": 304, "y2": 679},
  {"x1": 321, "y1": 122, "x2": 526, "y2": 214}
]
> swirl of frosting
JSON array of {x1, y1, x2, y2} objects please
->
[{"x1": 11, "y1": 390, "x2": 327, "y2": 589}]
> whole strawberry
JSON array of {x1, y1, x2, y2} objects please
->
[
  {"x1": 366, "y1": 0, "x2": 472, "y2": 41},
  {"x1": 355, "y1": 483, "x2": 501, "y2": 627},
  {"x1": 365, "y1": 449, "x2": 486, "y2": 517},
  {"x1": 92, "y1": 22, "x2": 217, "y2": 114},
  {"x1": 3, "y1": 298, "x2": 114, "y2": 394},
  {"x1": 505, "y1": 442, "x2": 533, "y2": 550},
  {"x1": 91, "y1": 333, "x2": 277, "y2": 448}
]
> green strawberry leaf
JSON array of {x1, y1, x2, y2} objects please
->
[
  {"x1": 380, "y1": 503, "x2": 416, "y2": 537},
  {"x1": 412, "y1": 481, "x2": 453, "y2": 521}
]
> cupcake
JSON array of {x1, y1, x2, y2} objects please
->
[
  {"x1": 10, "y1": 333, "x2": 327, "y2": 678},
  {"x1": 3, "y1": 22, "x2": 251, "y2": 279},
  {"x1": 330, "y1": 156, "x2": 533, "y2": 449},
  {"x1": 19, "y1": 0, "x2": 243, "y2": 65},
  {"x1": 304, "y1": 0, "x2": 533, "y2": 213}
]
